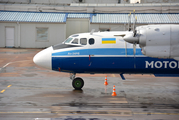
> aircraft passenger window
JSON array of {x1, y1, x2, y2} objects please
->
[
  {"x1": 89, "y1": 38, "x2": 95, "y2": 45},
  {"x1": 80, "y1": 38, "x2": 87, "y2": 45},
  {"x1": 64, "y1": 38, "x2": 73, "y2": 43},
  {"x1": 71, "y1": 38, "x2": 78, "y2": 44}
]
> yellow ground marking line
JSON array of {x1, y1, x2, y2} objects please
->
[
  {"x1": 7, "y1": 85, "x2": 12, "y2": 88},
  {"x1": 0, "y1": 89, "x2": 5, "y2": 93},
  {"x1": 0, "y1": 85, "x2": 12, "y2": 94}
]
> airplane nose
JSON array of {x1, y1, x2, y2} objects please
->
[{"x1": 33, "y1": 46, "x2": 53, "y2": 69}]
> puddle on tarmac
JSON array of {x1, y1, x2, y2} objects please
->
[
  {"x1": 51, "y1": 110, "x2": 132, "y2": 115},
  {"x1": 22, "y1": 73, "x2": 37, "y2": 77},
  {"x1": 0, "y1": 49, "x2": 37, "y2": 55},
  {"x1": 72, "y1": 89, "x2": 83, "y2": 93},
  {"x1": 0, "y1": 67, "x2": 14, "y2": 73},
  {"x1": 34, "y1": 118, "x2": 101, "y2": 120}
]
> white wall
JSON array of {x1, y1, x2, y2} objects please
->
[
  {"x1": 141, "y1": 0, "x2": 179, "y2": 3},
  {"x1": 0, "y1": 22, "x2": 66, "y2": 48},
  {"x1": 0, "y1": 0, "x2": 29, "y2": 3},
  {"x1": 20, "y1": 23, "x2": 66, "y2": 48},
  {"x1": 0, "y1": 22, "x2": 173, "y2": 48},
  {"x1": 66, "y1": 18, "x2": 89, "y2": 38}
]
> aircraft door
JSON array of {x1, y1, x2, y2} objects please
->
[
  {"x1": 88, "y1": 38, "x2": 95, "y2": 67},
  {"x1": 76, "y1": 38, "x2": 90, "y2": 70}
]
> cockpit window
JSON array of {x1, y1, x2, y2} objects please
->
[
  {"x1": 71, "y1": 38, "x2": 78, "y2": 44},
  {"x1": 64, "y1": 38, "x2": 73, "y2": 43},
  {"x1": 89, "y1": 38, "x2": 95, "y2": 45},
  {"x1": 80, "y1": 38, "x2": 87, "y2": 45}
]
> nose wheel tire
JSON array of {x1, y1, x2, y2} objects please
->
[{"x1": 72, "y1": 77, "x2": 84, "y2": 90}]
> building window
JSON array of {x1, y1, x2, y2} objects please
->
[{"x1": 36, "y1": 27, "x2": 48, "y2": 41}]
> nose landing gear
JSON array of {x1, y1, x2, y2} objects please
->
[
  {"x1": 72, "y1": 77, "x2": 84, "y2": 90},
  {"x1": 70, "y1": 73, "x2": 84, "y2": 90}
]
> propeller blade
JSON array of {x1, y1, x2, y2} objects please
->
[
  {"x1": 128, "y1": 12, "x2": 131, "y2": 31},
  {"x1": 132, "y1": 9, "x2": 138, "y2": 37},
  {"x1": 133, "y1": 9, "x2": 135, "y2": 34},
  {"x1": 133, "y1": 16, "x2": 137, "y2": 37}
]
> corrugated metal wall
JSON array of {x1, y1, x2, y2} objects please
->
[{"x1": 1, "y1": 11, "x2": 179, "y2": 24}]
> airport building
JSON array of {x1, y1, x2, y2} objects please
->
[{"x1": 0, "y1": 0, "x2": 179, "y2": 48}]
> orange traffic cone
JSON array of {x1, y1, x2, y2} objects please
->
[
  {"x1": 104, "y1": 76, "x2": 108, "y2": 85},
  {"x1": 112, "y1": 85, "x2": 117, "y2": 96}
]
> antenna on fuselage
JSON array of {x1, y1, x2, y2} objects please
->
[{"x1": 90, "y1": 29, "x2": 95, "y2": 35}]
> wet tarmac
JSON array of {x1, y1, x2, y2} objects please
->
[{"x1": 0, "y1": 48, "x2": 179, "y2": 120}]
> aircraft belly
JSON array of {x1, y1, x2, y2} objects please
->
[{"x1": 52, "y1": 57, "x2": 179, "y2": 74}]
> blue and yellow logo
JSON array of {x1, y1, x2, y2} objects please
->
[{"x1": 102, "y1": 38, "x2": 116, "y2": 44}]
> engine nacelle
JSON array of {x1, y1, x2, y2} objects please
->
[{"x1": 137, "y1": 25, "x2": 179, "y2": 60}]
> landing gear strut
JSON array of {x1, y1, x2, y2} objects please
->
[
  {"x1": 70, "y1": 73, "x2": 76, "y2": 80},
  {"x1": 70, "y1": 73, "x2": 84, "y2": 90}
]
